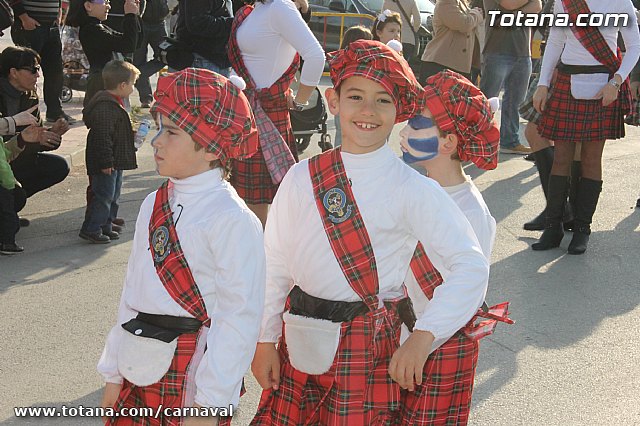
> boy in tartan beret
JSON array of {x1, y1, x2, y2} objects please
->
[
  {"x1": 398, "y1": 70, "x2": 514, "y2": 425},
  {"x1": 250, "y1": 41, "x2": 490, "y2": 425},
  {"x1": 98, "y1": 68, "x2": 265, "y2": 426}
]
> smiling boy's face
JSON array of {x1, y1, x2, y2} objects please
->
[{"x1": 325, "y1": 76, "x2": 397, "y2": 155}]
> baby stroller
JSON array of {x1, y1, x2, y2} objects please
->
[
  {"x1": 289, "y1": 87, "x2": 332, "y2": 154},
  {"x1": 60, "y1": 26, "x2": 90, "y2": 103}
]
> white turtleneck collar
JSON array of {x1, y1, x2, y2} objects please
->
[
  {"x1": 340, "y1": 143, "x2": 396, "y2": 170},
  {"x1": 443, "y1": 174, "x2": 472, "y2": 195},
  {"x1": 169, "y1": 168, "x2": 224, "y2": 194}
]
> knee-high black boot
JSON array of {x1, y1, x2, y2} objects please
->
[
  {"x1": 524, "y1": 147, "x2": 554, "y2": 231},
  {"x1": 563, "y1": 160, "x2": 581, "y2": 231},
  {"x1": 567, "y1": 178, "x2": 602, "y2": 255},
  {"x1": 532, "y1": 175, "x2": 570, "y2": 250}
]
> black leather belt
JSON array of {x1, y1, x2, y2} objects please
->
[
  {"x1": 136, "y1": 312, "x2": 202, "y2": 334},
  {"x1": 557, "y1": 62, "x2": 611, "y2": 75},
  {"x1": 288, "y1": 285, "x2": 418, "y2": 331}
]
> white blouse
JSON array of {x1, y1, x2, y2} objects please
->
[{"x1": 235, "y1": 0, "x2": 325, "y2": 89}]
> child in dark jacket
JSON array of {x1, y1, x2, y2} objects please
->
[{"x1": 80, "y1": 60, "x2": 139, "y2": 244}]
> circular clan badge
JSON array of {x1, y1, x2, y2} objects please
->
[
  {"x1": 151, "y1": 226, "x2": 171, "y2": 263},
  {"x1": 323, "y1": 187, "x2": 353, "y2": 224}
]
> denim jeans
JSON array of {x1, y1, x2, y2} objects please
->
[
  {"x1": 11, "y1": 24, "x2": 64, "y2": 119},
  {"x1": 82, "y1": 170, "x2": 123, "y2": 234},
  {"x1": 134, "y1": 22, "x2": 168, "y2": 104},
  {"x1": 480, "y1": 53, "x2": 532, "y2": 148},
  {"x1": 192, "y1": 54, "x2": 230, "y2": 77}
]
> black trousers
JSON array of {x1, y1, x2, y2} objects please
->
[
  {"x1": 11, "y1": 23, "x2": 64, "y2": 119},
  {"x1": 0, "y1": 186, "x2": 19, "y2": 244},
  {"x1": 10, "y1": 152, "x2": 69, "y2": 198}
]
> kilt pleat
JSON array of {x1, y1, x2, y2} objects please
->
[
  {"x1": 251, "y1": 306, "x2": 404, "y2": 426},
  {"x1": 394, "y1": 331, "x2": 479, "y2": 426},
  {"x1": 538, "y1": 70, "x2": 626, "y2": 143}
]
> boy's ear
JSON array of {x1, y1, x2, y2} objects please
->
[
  {"x1": 440, "y1": 133, "x2": 459, "y2": 155},
  {"x1": 325, "y1": 88, "x2": 340, "y2": 116},
  {"x1": 203, "y1": 151, "x2": 219, "y2": 163}
]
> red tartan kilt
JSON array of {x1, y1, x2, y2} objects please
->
[
  {"x1": 396, "y1": 330, "x2": 479, "y2": 426},
  {"x1": 107, "y1": 332, "x2": 204, "y2": 426},
  {"x1": 538, "y1": 70, "x2": 627, "y2": 143},
  {"x1": 230, "y1": 107, "x2": 298, "y2": 205},
  {"x1": 251, "y1": 305, "x2": 404, "y2": 426}
]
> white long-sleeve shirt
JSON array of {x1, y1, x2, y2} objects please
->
[
  {"x1": 259, "y1": 144, "x2": 489, "y2": 348},
  {"x1": 235, "y1": 0, "x2": 325, "y2": 89},
  {"x1": 538, "y1": 0, "x2": 640, "y2": 87},
  {"x1": 404, "y1": 175, "x2": 496, "y2": 351},
  {"x1": 97, "y1": 168, "x2": 266, "y2": 409}
]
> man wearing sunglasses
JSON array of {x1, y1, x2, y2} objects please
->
[
  {"x1": 0, "y1": 46, "x2": 70, "y2": 223},
  {"x1": 9, "y1": 0, "x2": 77, "y2": 124}
]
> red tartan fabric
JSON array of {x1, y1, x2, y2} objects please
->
[
  {"x1": 308, "y1": 148, "x2": 379, "y2": 311},
  {"x1": 394, "y1": 331, "x2": 479, "y2": 426},
  {"x1": 251, "y1": 300, "x2": 405, "y2": 426},
  {"x1": 148, "y1": 181, "x2": 209, "y2": 324},
  {"x1": 227, "y1": 5, "x2": 300, "y2": 204},
  {"x1": 538, "y1": 70, "x2": 627, "y2": 142},
  {"x1": 107, "y1": 333, "x2": 203, "y2": 426}
]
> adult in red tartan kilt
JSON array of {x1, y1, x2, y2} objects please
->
[
  {"x1": 532, "y1": 0, "x2": 640, "y2": 255},
  {"x1": 226, "y1": 1, "x2": 325, "y2": 226}
]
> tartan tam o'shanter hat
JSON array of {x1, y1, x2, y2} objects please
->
[
  {"x1": 327, "y1": 40, "x2": 424, "y2": 123},
  {"x1": 151, "y1": 68, "x2": 259, "y2": 164},
  {"x1": 423, "y1": 70, "x2": 500, "y2": 170}
]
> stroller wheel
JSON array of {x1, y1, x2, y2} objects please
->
[
  {"x1": 60, "y1": 86, "x2": 73, "y2": 103},
  {"x1": 295, "y1": 136, "x2": 312, "y2": 154},
  {"x1": 318, "y1": 134, "x2": 333, "y2": 152}
]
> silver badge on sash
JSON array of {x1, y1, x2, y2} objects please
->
[
  {"x1": 323, "y1": 187, "x2": 353, "y2": 224},
  {"x1": 152, "y1": 226, "x2": 171, "y2": 263}
]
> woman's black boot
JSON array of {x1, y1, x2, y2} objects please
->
[
  {"x1": 568, "y1": 178, "x2": 602, "y2": 255},
  {"x1": 563, "y1": 160, "x2": 581, "y2": 231},
  {"x1": 532, "y1": 175, "x2": 570, "y2": 251},
  {"x1": 524, "y1": 147, "x2": 554, "y2": 231}
]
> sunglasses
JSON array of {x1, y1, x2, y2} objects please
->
[{"x1": 19, "y1": 65, "x2": 40, "y2": 74}]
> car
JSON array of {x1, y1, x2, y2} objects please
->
[{"x1": 308, "y1": 0, "x2": 433, "y2": 59}]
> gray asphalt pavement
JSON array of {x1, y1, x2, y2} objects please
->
[{"x1": 1, "y1": 32, "x2": 640, "y2": 426}]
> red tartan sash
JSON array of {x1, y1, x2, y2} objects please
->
[
  {"x1": 149, "y1": 180, "x2": 210, "y2": 326},
  {"x1": 308, "y1": 149, "x2": 379, "y2": 311},
  {"x1": 228, "y1": 5, "x2": 299, "y2": 184},
  {"x1": 409, "y1": 237, "x2": 513, "y2": 341},
  {"x1": 560, "y1": 0, "x2": 632, "y2": 112}
]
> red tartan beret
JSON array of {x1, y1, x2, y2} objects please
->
[
  {"x1": 423, "y1": 70, "x2": 500, "y2": 170},
  {"x1": 151, "y1": 68, "x2": 259, "y2": 164},
  {"x1": 327, "y1": 40, "x2": 424, "y2": 123}
]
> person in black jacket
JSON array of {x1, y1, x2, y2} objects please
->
[
  {"x1": 65, "y1": 0, "x2": 142, "y2": 107},
  {"x1": 175, "y1": 0, "x2": 233, "y2": 75},
  {"x1": 80, "y1": 60, "x2": 139, "y2": 243},
  {"x1": 133, "y1": 0, "x2": 169, "y2": 107}
]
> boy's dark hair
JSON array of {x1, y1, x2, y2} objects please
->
[
  {"x1": 371, "y1": 12, "x2": 402, "y2": 41},
  {"x1": 193, "y1": 142, "x2": 231, "y2": 179},
  {"x1": 65, "y1": 0, "x2": 90, "y2": 27},
  {"x1": 340, "y1": 25, "x2": 373, "y2": 50},
  {"x1": 102, "y1": 60, "x2": 140, "y2": 90},
  {"x1": 0, "y1": 46, "x2": 41, "y2": 78}
]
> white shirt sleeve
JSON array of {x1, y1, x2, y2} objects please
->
[
  {"x1": 616, "y1": 0, "x2": 640, "y2": 80},
  {"x1": 270, "y1": 0, "x2": 325, "y2": 87},
  {"x1": 538, "y1": 2, "x2": 566, "y2": 87},
  {"x1": 194, "y1": 209, "x2": 266, "y2": 408},
  {"x1": 259, "y1": 167, "x2": 299, "y2": 343},
  {"x1": 404, "y1": 177, "x2": 489, "y2": 346}
]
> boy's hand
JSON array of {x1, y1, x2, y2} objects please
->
[
  {"x1": 102, "y1": 167, "x2": 114, "y2": 175},
  {"x1": 100, "y1": 382, "x2": 122, "y2": 422},
  {"x1": 251, "y1": 342, "x2": 281, "y2": 391},
  {"x1": 388, "y1": 330, "x2": 434, "y2": 392},
  {"x1": 50, "y1": 118, "x2": 70, "y2": 136}
]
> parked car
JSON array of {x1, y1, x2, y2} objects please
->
[{"x1": 308, "y1": 0, "x2": 433, "y2": 60}]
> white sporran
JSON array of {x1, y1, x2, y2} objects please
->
[
  {"x1": 117, "y1": 326, "x2": 178, "y2": 386},
  {"x1": 283, "y1": 312, "x2": 341, "y2": 375},
  {"x1": 570, "y1": 73, "x2": 609, "y2": 100}
]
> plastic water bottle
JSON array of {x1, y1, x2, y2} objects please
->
[{"x1": 134, "y1": 119, "x2": 151, "y2": 149}]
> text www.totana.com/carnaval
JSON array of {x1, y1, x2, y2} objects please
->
[{"x1": 13, "y1": 404, "x2": 234, "y2": 418}]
